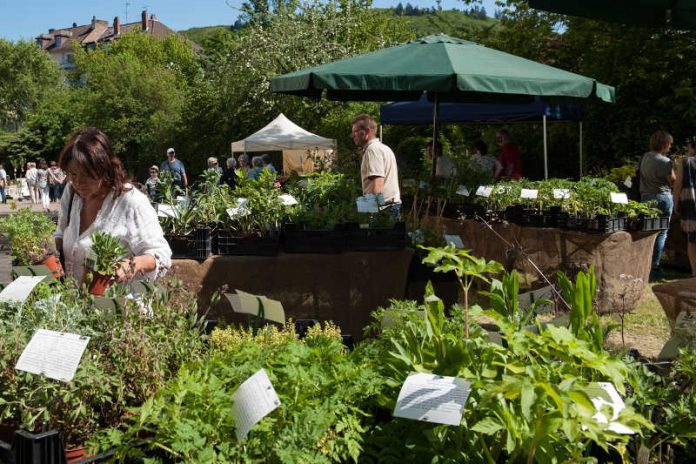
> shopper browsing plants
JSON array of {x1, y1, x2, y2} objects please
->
[{"x1": 54, "y1": 127, "x2": 171, "y2": 285}]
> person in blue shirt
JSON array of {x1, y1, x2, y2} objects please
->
[
  {"x1": 261, "y1": 154, "x2": 277, "y2": 175},
  {"x1": 247, "y1": 156, "x2": 264, "y2": 180},
  {"x1": 160, "y1": 147, "x2": 188, "y2": 189}
]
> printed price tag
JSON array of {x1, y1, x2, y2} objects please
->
[
  {"x1": 520, "y1": 189, "x2": 538, "y2": 199},
  {"x1": 553, "y1": 189, "x2": 570, "y2": 199},
  {"x1": 475, "y1": 186, "x2": 493, "y2": 198},
  {"x1": 610, "y1": 192, "x2": 628, "y2": 204}
]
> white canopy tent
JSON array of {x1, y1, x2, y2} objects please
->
[{"x1": 231, "y1": 114, "x2": 336, "y2": 174}]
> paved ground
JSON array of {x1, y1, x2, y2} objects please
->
[{"x1": 0, "y1": 199, "x2": 61, "y2": 215}]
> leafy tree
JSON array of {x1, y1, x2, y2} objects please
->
[{"x1": 0, "y1": 39, "x2": 63, "y2": 130}]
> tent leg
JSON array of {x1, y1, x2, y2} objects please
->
[
  {"x1": 431, "y1": 93, "x2": 439, "y2": 177},
  {"x1": 579, "y1": 121, "x2": 583, "y2": 178},
  {"x1": 543, "y1": 114, "x2": 548, "y2": 180}
]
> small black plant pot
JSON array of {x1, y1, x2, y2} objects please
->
[
  {"x1": 195, "y1": 227, "x2": 213, "y2": 260},
  {"x1": 165, "y1": 233, "x2": 194, "y2": 258},
  {"x1": 216, "y1": 230, "x2": 280, "y2": 256}
]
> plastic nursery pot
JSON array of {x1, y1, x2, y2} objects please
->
[
  {"x1": 88, "y1": 273, "x2": 113, "y2": 296},
  {"x1": 65, "y1": 446, "x2": 87, "y2": 463},
  {"x1": 41, "y1": 254, "x2": 64, "y2": 279}
]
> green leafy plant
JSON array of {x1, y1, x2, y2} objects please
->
[
  {"x1": 0, "y1": 208, "x2": 57, "y2": 265},
  {"x1": 89, "y1": 231, "x2": 127, "y2": 276},
  {"x1": 420, "y1": 243, "x2": 503, "y2": 337}
]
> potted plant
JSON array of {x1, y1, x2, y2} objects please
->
[
  {"x1": 87, "y1": 231, "x2": 127, "y2": 295},
  {"x1": 0, "y1": 208, "x2": 63, "y2": 278}
]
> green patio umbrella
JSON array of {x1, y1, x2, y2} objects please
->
[
  {"x1": 529, "y1": 0, "x2": 696, "y2": 29},
  {"x1": 270, "y1": 35, "x2": 614, "y2": 103},
  {"x1": 270, "y1": 35, "x2": 614, "y2": 177}
]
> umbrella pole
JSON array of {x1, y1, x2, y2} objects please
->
[
  {"x1": 431, "y1": 93, "x2": 440, "y2": 177},
  {"x1": 543, "y1": 114, "x2": 548, "y2": 180},
  {"x1": 579, "y1": 121, "x2": 583, "y2": 178}
]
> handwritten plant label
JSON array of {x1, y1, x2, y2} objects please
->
[
  {"x1": 553, "y1": 189, "x2": 570, "y2": 199},
  {"x1": 610, "y1": 192, "x2": 629, "y2": 204},
  {"x1": 443, "y1": 234, "x2": 464, "y2": 249},
  {"x1": 232, "y1": 369, "x2": 281, "y2": 441},
  {"x1": 475, "y1": 186, "x2": 493, "y2": 198},
  {"x1": 393, "y1": 372, "x2": 471, "y2": 426},
  {"x1": 520, "y1": 189, "x2": 538, "y2": 199},
  {"x1": 456, "y1": 185, "x2": 470, "y2": 196},
  {"x1": 0, "y1": 276, "x2": 49, "y2": 304},
  {"x1": 15, "y1": 329, "x2": 90, "y2": 382}
]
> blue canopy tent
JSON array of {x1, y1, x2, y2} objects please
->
[{"x1": 380, "y1": 94, "x2": 585, "y2": 178}]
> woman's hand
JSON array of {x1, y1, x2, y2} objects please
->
[{"x1": 114, "y1": 254, "x2": 157, "y2": 283}]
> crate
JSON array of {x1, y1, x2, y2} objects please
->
[
  {"x1": 165, "y1": 233, "x2": 194, "y2": 259},
  {"x1": 282, "y1": 224, "x2": 346, "y2": 254},
  {"x1": 345, "y1": 222, "x2": 406, "y2": 252},
  {"x1": 195, "y1": 227, "x2": 213, "y2": 260},
  {"x1": 216, "y1": 230, "x2": 280, "y2": 256},
  {"x1": 585, "y1": 215, "x2": 626, "y2": 234}
]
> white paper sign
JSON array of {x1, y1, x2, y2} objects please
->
[
  {"x1": 456, "y1": 185, "x2": 470, "y2": 197},
  {"x1": 443, "y1": 234, "x2": 464, "y2": 249},
  {"x1": 520, "y1": 189, "x2": 538, "y2": 199},
  {"x1": 227, "y1": 198, "x2": 250, "y2": 219},
  {"x1": 585, "y1": 382, "x2": 634, "y2": 435},
  {"x1": 225, "y1": 290, "x2": 285, "y2": 324},
  {"x1": 623, "y1": 176, "x2": 633, "y2": 189},
  {"x1": 15, "y1": 329, "x2": 90, "y2": 382},
  {"x1": 475, "y1": 186, "x2": 493, "y2": 198},
  {"x1": 356, "y1": 194, "x2": 380, "y2": 213},
  {"x1": 393, "y1": 372, "x2": 471, "y2": 426},
  {"x1": 0, "y1": 276, "x2": 49, "y2": 304},
  {"x1": 610, "y1": 192, "x2": 629, "y2": 204},
  {"x1": 231, "y1": 369, "x2": 281, "y2": 441},
  {"x1": 553, "y1": 189, "x2": 570, "y2": 199},
  {"x1": 279, "y1": 194, "x2": 298, "y2": 206},
  {"x1": 156, "y1": 203, "x2": 179, "y2": 218}
]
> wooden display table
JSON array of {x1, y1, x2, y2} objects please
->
[
  {"x1": 437, "y1": 218, "x2": 658, "y2": 313},
  {"x1": 169, "y1": 250, "x2": 414, "y2": 340}
]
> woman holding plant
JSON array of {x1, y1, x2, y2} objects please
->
[{"x1": 54, "y1": 127, "x2": 171, "y2": 285}]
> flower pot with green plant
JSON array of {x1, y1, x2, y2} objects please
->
[
  {"x1": 87, "y1": 231, "x2": 127, "y2": 295},
  {"x1": 0, "y1": 208, "x2": 63, "y2": 278}
]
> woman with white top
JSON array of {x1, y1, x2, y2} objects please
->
[
  {"x1": 37, "y1": 159, "x2": 50, "y2": 211},
  {"x1": 54, "y1": 127, "x2": 171, "y2": 285},
  {"x1": 25, "y1": 162, "x2": 38, "y2": 204}
]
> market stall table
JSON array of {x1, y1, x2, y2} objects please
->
[
  {"x1": 438, "y1": 218, "x2": 658, "y2": 313},
  {"x1": 169, "y1": 250, "x2": 414, "y2": 340},
  {"x1": 653, "y1": 278, "x2": 696, "y2": 324}
]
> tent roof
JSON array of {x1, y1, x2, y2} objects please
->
[
  {"x1": 231, "y1": 113, "x2": 336, "y2": 152},
  {"x1": 381, "y1": 94, "x2": 583, "y2": 125}
]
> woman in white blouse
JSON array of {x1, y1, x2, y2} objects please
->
[{"x1": 54, "y1": 127, "x2": 171, "y2": 284}]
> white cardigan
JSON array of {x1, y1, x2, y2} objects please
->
[{"x1": 54, "y1": 184, "x2": 171, "y2": 284}]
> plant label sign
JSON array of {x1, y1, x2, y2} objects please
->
[
  {"x1": 225, "y1": 290, "x2": 285, "y2": 324},
  {"x1": 278, "y1": 194, "x2": 298, "y2": 206},
  {"x1": 227, "y1": 198, "x2": 250, "y2": 219},
  {"x1": 553, "y1": 189, "x2": 570, "y2": 200},
  {"x1": 624, "y1": 176, "x2": 633, "y2": 189},
  {"x1": 15, "y1": 329, "x2": 90, "y2": 382},
  {"x1": 584, "y1": 382, "x2": 635, "y2": 435},
  {"x1": 393, "y1": 372, "x2": 471, "y2": 426},
  {"x1": 520, "y1": 189, "x2": 538, "y2": 199},
  {"x1": 231, "y1": 369, "x2": 281, "y2": 441},
  {"x1": 443, "y1": 234, "x2": 465, "y2": 249},
  {"x1": 456, "y1": 185, "x2": 470, "y2": 196},
  {"x1": 475, "y1": 186, "x2": 493, "y2": 198},
  {"x1": 356, "y1": 194, "x2": 380, "y2": 213},
  {"x1": 156, "y1": 203, "x2": 179, "y2": 218},
  {"x1": 0, "y1": 276, "x2": 49, "y2": 304},
  {"x1": 610, "y1": 192, "x2": 629, "y2": 204}
]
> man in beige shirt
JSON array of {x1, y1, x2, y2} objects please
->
[{"x1": 351, "y1": 114, "x2": 401, "y2": 217}]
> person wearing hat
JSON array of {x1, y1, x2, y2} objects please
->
[
  {"x1": 160, "y1": 147, "x2": 188, "y2": 189},
  {"x1": 145, "y1": 165, "x2": 160, "y2": 201}
]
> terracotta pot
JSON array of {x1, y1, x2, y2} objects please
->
[
  {"x1": 65, "y1": 446, "x2": 87, "y2": 463},
  {"x1": 41, "y1": 254, "x2": 64, "y2": 279},
  {"x1": 88, "y1": 273, "x2": 112, "y2": 296}
]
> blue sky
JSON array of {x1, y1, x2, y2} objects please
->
[{"x1": 0, "y1": 0, "x2": 499, "y2": 42}]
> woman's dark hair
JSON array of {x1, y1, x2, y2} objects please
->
[
  {"x1": 474, "y1": 140, "x2": 488, "y2": 155},
  {"x1": 58, "y1": 127, "x2": 129, "y2": 196}
]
